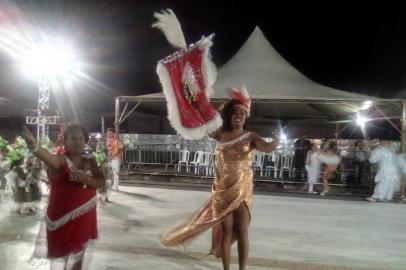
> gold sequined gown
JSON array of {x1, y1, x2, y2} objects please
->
[{"x1": 161, "y1": 132, "x2": 254, "y2": 257}]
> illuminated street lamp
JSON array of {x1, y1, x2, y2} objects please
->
[{"x1": 355, "y1": 112, "x2": 369, "y2": 128}]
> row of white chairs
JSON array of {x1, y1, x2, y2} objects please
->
[
  {"x1": 253, "y1": 151, "x2": 295, "y2": 179},
  {"x1": 177, "y1": 150, "x2": 214, "y2": 176},
  {"x1": 176, "y1": 149, "x2": 296, "y2": 179}
]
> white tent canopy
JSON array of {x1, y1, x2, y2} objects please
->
[
  {"x1": 213, "y1": 26, "x2": 374, "y2": 100},
  {"x1": 120, "y1": 26, "x2": 401, "y2": 137},
  {"x1": 134, "y1": 26, "x2": 384, "y2": 119}
]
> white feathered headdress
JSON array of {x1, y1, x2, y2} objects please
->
[{"x1": 226, "y1": 86, "x2": 251, "y2": 116}]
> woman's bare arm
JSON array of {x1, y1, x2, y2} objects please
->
[
  {"x1": 209, "y1": 128, "x2": 222, "y2": 141},
  {"x1": 70, "y1": 158, "x2": 106, "y2": 189},
  {"x1": 251, "y1": 132, "x2": 279, "y2": 153},
  {"x1": 21, "y1": 126, "x2": 64, "y2": 172}
]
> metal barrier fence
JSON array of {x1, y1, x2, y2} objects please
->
[
  {"x1": 124, "y1": 143, "x2": 180, "y2": 169},
  {"x1": 120, "y1": 134, "x2": 383, "y2": 184},
  {"x1": 121, "y1": 134, "x2": 216, "y2": 169}
]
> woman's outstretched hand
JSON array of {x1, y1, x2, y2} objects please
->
[
  {"x1": 271, "y1": 128, "x2": 281, "y2": 141},
  {"x1": 21, "y1": 125, "x2": 37, "y2": 149}
]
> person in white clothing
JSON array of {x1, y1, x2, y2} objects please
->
[
  {"x1": 106, "y1": 128, "x2": 123, "y2": 191},
  {"x1": 305, "y1": 144, "x2": 321, "y2": 194},
  {"x1": 367, "y1": 139, "x2": 400, "y2": 202},
  {"x1": 396, "y1": 152, "x2": 406, "y2": 203},
  {"x1": 318, "y1": 140, "x2": 341, "y2": 196}
]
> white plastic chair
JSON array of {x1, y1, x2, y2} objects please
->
[
  {"x1": 198, "y1": 152, "x2": 213, "y2": 175},
  {"x1": 253, "y1": 152, "x2": 265, "y2": 177},
  {"x1": 279, "y1": 150, "x2": 294, "y2": 179},
  {"x1": 177, "y1": 149, "x2": 190, "y2": 172},
  {"x1": 208, "y1": 153, "x2": 216, "y2": 176},
  {"x1": 189, "y1": 150, "x2": 204, "y2": 173},
  {"x1": 264, "y1": 151, "x2": 279, "y2": 179}
]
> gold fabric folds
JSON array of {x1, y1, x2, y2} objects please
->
[{"x1": 161, "y1": 133, "x2": 254, "y2": 257}]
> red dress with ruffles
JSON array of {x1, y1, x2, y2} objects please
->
[{"x1": 46, "y1": 159, "x2": 98, "y2": 258}]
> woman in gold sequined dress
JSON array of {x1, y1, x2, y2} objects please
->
[{"x1": 161, "y1": 87, "x2": 279, "y2": 270}]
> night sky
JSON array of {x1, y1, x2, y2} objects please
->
[{"x1": 1, "y1": 0, "x2": 406, "y2": 127}]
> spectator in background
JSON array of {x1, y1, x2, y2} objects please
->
[
  {"x1": 106, "y1": 128, "x2": 123, "y2": 191},
  {"x1": 367, "y1": 139, "x2": 400, "y2": 202},
  {"x1": 306, "y1": 143, "x2": 321, "y2": 194},
  {"x1": 293, "y1": 133, "x2": 312, "y2": 181},
  {"x1": 353, "y1": 140, "x2": 368, "y2": 185},
  {"x1": 396, "y1": 152, "x2": 406, "y2": 203},
  {"x1": 0, "y1": 137, "x2": 9, "y2": 203}
]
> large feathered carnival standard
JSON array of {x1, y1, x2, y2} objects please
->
[{"x1": 152, "y1": 9, "x2": 222, "y2": 140}]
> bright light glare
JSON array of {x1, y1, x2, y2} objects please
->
[
  {"x1": 23, "y1": 41, "x2": 76, "y2": 77},
  {"x1": 280, "y1": 132, "x2": 287, "y2": 141},
  {"x1": 355, "y1": 113, "x2": 369, "y2": 128},
  {"x1": 361, "y1": 100, "x2": 373, "y2": 110}
]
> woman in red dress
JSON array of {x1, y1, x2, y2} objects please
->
[{"x1": 22, "y1": 124, "x2": 105, "y2": 270}]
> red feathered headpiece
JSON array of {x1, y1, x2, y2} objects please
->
[{"x1": 226, "y1": 86, "x2": 251, "y2": 117}]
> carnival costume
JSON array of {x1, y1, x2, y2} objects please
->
[
  {"x1": 306, "y1": 150, "x2": 321, "y2": 193},
  {"x1": 161, "y1": 132, "x2": 254, "y2": 256},
  {"x1": 161, "y1": 84, "x2": 254, "y2": 257},
  {"x1": 154, "y1": 8, "x2": 255, "y2": 256},
  {"x1": 45, "y1": 156, "x2": 98, "y2": 258}
]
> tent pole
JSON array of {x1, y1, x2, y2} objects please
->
[
  {"x1": 401, "y1": 100, "x2": 406, "y2": 153},
  {"x1": 114, "y1": 97, "x2": 120, "y2": 133},
  {"x1": 335, "y1": 123, "x2": 340, "y2": 140},
  {"x1": 101, "y1": 115, "x2": 105, "y2": 135},
  {"x1": 401, "y1": 100, "x2": 406, "y2": 200}
]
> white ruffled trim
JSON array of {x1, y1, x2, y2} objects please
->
[
  {"x1": 198, "y1": 37, "x2": 217, "y2": 98},
  {"x1": 45, "y1": 195, "x2": 98, "y2": 231},
  {"x1": 318, "y1": 153, "x2": 341, "y2": 165},
  {"x1": 217, "y1": 132, "x2": 251, "y2": 148},
  {"x1": 156, "y1": 40, "x2": 223, "y2": 140}
]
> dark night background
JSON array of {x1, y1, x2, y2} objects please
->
[{"x1": 0, "y1": 0, "x2": 406, "y2": 133}]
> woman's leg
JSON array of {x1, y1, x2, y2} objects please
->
[
  {"x1": 235, "y1": 203, "x2": 250, "y2": 270},
  {"x1": 50, "y1": 257, "x2": 68, "y2": 270},
  {"x1": 221, "y1": 213, "x2": 234, "y2": 270},
  {"x1": 322, "y1": 165, "x2": 336, "y2": 193},
  {"x1": 66, "y1": 249, "x2": 85, "y2": 270},
  {"x1": 308, "y1": 182, "x2": 314, "y2": 193},
  {"x1": 322, "y1": 169, "x2": 329, "y2": 192}
]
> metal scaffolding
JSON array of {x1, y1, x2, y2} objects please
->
[{"x1": 26, "y1": 76, "x2": 60, "y2": 143}]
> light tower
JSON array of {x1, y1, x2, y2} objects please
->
[{"x1": 23, "y1": 40, "x2": 77, "y2": 143}]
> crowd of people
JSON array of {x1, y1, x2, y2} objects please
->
[{"x1": 0, "y1": 136, "x2": 45, "y2": 215}]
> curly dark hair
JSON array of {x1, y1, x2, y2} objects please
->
[
  {"x1": 327, "y1": 141, "x2": 337, "y2": 151},
  {"x1": 63, "y1": 123, "x2": 89, "y2": 144},
  {"x1": 220, "y1": 99, "x2": 247, "y2": 132}
]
